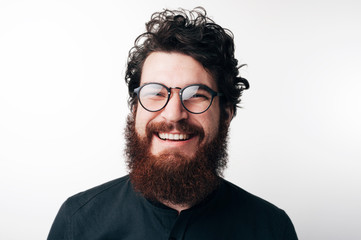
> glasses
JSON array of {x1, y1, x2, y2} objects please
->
[{"x1": 133, "y1": 83, "x2": 223, "y2": 114}]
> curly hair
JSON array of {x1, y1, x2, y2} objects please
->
[{"x1": 125, "y1": 7, "x2": 249, "y2": 117}]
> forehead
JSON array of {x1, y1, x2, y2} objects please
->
[{"x1": 140, "y1": 51, "x2": 217, "y2": 90}]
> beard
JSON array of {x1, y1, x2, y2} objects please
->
[{"x1": 125, "y1": 113, "x2": 230, "y2": 207}]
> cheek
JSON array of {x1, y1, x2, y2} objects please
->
[
  {"x1": 134, "y1": 110, "x2": 147, "y2": 136},
  {"x1": 134, "y1": 108, "x2": 157, "y2": 137},
  {"x1": 207, "y1": 121, "x2": 219, "y2": 140},
  {"x1": 201, "y1": 114, "x2": 220, "y2": 142},
  {"x1": 210, "y1": 110, "x2": 221, "y2": 136},
  {"x1": 134, "y1": 119, "x2": 144, "y2": 136}
]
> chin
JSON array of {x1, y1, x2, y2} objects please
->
[{"x1": 151, "y1": 149, "x2": 195, "y2": 160}]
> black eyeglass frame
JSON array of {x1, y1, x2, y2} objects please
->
[{"x1": 133, "y1": 82, "x2": 223, "y2": 114}]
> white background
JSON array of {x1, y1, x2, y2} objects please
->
[{"x1": 1, "y1": 0, "x2": 360, "y2": 239}]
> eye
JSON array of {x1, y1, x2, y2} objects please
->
[
  {"x1": 153, "y1": 91, "x2": 167, "y2": 97},
  {"x1": 189, "y1": 93, "x2": 209, "y2": 100},
  {"x1": 141, "y1": 85, "x2": 167, "y2": 99},
  {"x1": 182, "y1": 86, "x2": 211, "y2": 102}
]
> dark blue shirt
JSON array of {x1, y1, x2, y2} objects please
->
[{"x1": 48, "y1": 175, "x2": 297, "y2": 240}]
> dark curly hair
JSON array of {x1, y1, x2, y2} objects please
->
[{"x1": 125, "y1": 7, "x2": 249, "y2": 117}]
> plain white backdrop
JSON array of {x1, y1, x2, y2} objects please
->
[{"x1": 1, "y1": 0, "x2": 360, "y2": 239}]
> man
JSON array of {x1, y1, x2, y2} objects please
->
[{"x1": 48, "y1": 7, "x2": 298, "y2": 239}]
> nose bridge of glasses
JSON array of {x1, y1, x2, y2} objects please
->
[
  {"x1": 169, "y1": 86, "x2": 181, "y2": 92},
  {"x1": 168, "y1": 86, "x2": 182, "y2": 99}
]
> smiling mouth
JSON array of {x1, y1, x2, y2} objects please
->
[{"x1": 157, "y1": 132, "x2": 191, "y2": 141}]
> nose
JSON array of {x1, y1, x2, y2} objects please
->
[{"x1": 160, "y1": 90, "x2": 188, "y2": 122}]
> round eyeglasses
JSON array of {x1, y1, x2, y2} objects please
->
[{"x1": 133, "y1": 83, "x2": 223, "y2": 114}]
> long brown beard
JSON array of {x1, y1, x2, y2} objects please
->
[{"x1": 125, "y1": 114, "x2": 229, "y2": 207}]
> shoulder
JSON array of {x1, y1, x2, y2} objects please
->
[
  {"x1": 48, "y1": 175, "x2": 135, "y2": 239},
  {"x1": 217, "y1": 179, "x2": 297, "y2": 239},
  {"x1": 222, "y1": 179, "x2": 282, "y2": 210},
  {"x1": 220, "y1": 179, "x2": 293, "y2": 224},
  {"x1": 62, "y1": 175, "x2": 131, "y2": 216}
]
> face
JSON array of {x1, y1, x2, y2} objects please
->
[
  {"x1": 128, "y1": 52, "x2": 232, "y2": 205},
  {"x1": 135, "y1": 52, "x2": 224, "y2": 158}
]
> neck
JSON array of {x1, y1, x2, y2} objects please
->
[{"x1": 161, "y1": 201, "x2": 191, "y2": 214}]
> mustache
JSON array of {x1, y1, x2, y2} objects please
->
[{"x1": 146, "y1": 119, "x2": 205, "y2": 141}]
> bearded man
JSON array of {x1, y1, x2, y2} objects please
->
[{"x1": 48, "y1": 7, "x2": 298, "y2": 240}]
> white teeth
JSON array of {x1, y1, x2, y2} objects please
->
[{"x1": 158, "y1": 133, "x2": 189, "y2": 141}]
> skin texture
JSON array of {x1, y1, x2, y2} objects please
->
[{"x1": 135, "y1": 51, "x2": 230, "y2": 158}]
